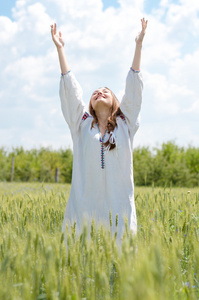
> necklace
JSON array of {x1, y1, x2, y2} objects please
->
[{"x1": 96, "y1": 124, "x2": 106, "y2": 169}]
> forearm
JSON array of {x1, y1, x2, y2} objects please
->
[
  {"x1": 131, "y1": 43, "x2": 142, "y2": 71},
  {"x1": 57, "y1": 47, "x2": 70, "y2": 74}
]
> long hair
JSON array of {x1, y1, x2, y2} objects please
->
[{"x1": 89, "y1": 87, "x2": 122, "y2": 151}]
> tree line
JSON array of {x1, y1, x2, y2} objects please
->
[{"x1": 0, "y1": 141, "x2": 198, "y2": 187}]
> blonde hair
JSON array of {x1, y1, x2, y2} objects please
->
[{"x1": 89, "y1": 87, "x2": 122, "y2": 150}]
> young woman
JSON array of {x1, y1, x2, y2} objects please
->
[{"x1": 51, "y1": 19, "x2": 148, "y2": 239}]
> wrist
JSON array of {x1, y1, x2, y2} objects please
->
[
  {"x1": 56, "y1": 45, "x2": 64, "y2": 52},
  {"x1": 135, "y1": 42, "x2": 143, "y2": 48}
]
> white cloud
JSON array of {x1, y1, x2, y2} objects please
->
[
  {"x1": 0, "y1": 16, "x2": 18, "y2": 43},
  {"x1": 0, "y1": 0, "x2": 199, "y2": 150}
]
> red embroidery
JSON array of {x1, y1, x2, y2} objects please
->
[
  {"x1": 120, "y1": 114, "x2": 126, "y2": 121},
  {"x1": 82, "y1": 112, "x2": 90, "y2": 120}
]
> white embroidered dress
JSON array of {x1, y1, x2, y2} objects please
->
[{"x1": 60, "y1": 69, "x2": 143, "y2": 238}]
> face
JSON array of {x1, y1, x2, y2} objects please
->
[{"x1": 90, "y1": 87, "x2": 113, "y2": 111}]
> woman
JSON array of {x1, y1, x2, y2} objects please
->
[{"x1": 51, "y1": 19, "x2": 148, "y2": 239}]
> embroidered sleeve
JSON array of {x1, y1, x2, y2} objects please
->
[
  {"x1": 120, "y1": 69, "x2": 143, "y2": 140},
  {"x1": 59, "y1": 72, "x2": 86, "y2": 135}
]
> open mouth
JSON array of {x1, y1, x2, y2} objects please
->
[{"x1": 96, "y1": 95, "x2": 105, "y2": 100}]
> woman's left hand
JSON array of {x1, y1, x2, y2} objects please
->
[{"x1": 135, "y1": 18, "x2": 148, "y2": 45}]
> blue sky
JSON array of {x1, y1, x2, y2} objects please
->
[
  {"x1": 0, "y1": 0, "x2": 15, "y2": 19},
  {"x1": 3, "y1": 0, "x2": 121, "y2": 16},
  {"x1": 0, "y1": 0, "x2": 199, "y2": 150},
  {"x1": 0, "y1": 0, "x2": 180, "y2": 16},
  {"x1": 102, "y1": 0, "x2": 120, "y2": 10}
]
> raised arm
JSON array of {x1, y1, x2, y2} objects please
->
[
  {"x1": 51, "y1": 23, "x2": 70, "y2": 74},
  {"x1": 131, "y1": 18, "x2": 148, "y2": 71},
  {"x1": 50, "y1": 23, "x2": 86, "y2": 136},
  {"x1": 120, "y1": 18, "x2": 148, "y2": 142}
]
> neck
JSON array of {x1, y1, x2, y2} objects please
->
[{"x1": 95, "y1": 108, "x2": 111, "y2": 127}]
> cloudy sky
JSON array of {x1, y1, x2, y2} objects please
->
[{"x1": 0, "y1": 0, "x2": 199, "y2": 151}]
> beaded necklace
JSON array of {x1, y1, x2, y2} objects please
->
[{"x1": 96, "y1": 124, "x2": 107, "y2": 169}]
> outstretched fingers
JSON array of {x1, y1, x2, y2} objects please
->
[
  {"x1": 141, "y1": 18, "x2": 148, "y2": 32},
  {"x1": 54, "y1": 23, "x2": 57, "y2": 35},
  {"x1": 135, "y1": 18, "x2": 148, "y2": 44},
  {"x1": 50, "y1": 23, "x2": 57, "y2": 38},
  {"x1": 50, "y1": 23, "x2": 64, "y2": 48}
]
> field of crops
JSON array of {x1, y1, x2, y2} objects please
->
[{"x1": 0, "y1": 183, "x2": 199, "y2": 300}]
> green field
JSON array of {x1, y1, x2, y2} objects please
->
[{"x1": 0, "y1": 183, "x2": 199, "y2": 299}]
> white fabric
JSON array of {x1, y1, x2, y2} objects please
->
[{"x1": 60, "y1": 69, "x2": 143, "y2": 238}]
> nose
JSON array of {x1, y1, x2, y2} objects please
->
[{"x1": 98, "y1": 91, "x2": 103, "y2": 95}]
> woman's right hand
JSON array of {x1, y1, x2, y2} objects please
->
[{"x1": 51, "y1": 23, "x2": 65, "y2": 49}]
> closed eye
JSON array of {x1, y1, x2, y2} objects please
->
[{"x1": 92, "y1": 89, "x2": 109, "y2": 95}]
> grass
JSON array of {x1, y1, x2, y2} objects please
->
[{"x1": 0, "y1": 182, "x2": 199, "y2": 299}]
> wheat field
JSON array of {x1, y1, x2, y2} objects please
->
[{"x1": 0, "y1": 182, "x2": 199, "y2": 299}]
